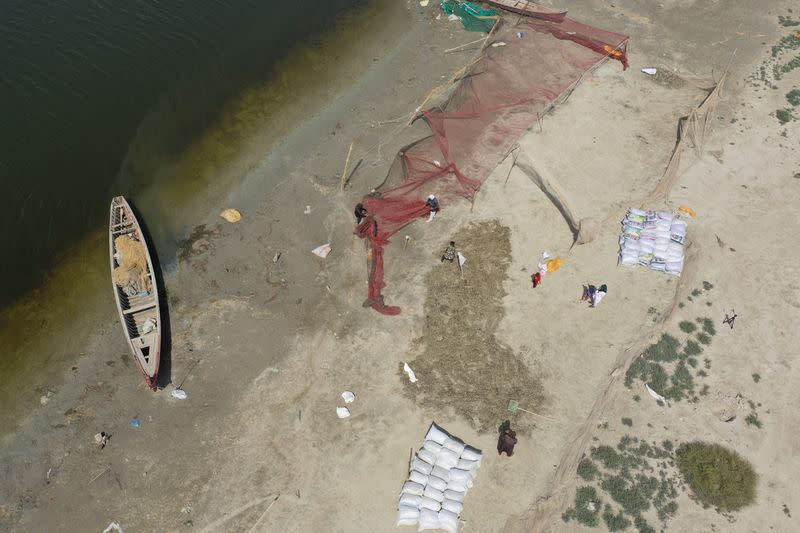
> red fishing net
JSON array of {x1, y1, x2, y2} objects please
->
[{"x1": 356, "y1": 15, "x2": 629, "y2": 315}]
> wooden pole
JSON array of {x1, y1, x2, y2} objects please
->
[{"x1": 340, "y1": 142, "x2": 354, "y2": 191}]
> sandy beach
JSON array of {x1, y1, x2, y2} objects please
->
[{"x1": 2, "y1": 0, "x2": 799, "y2": 532}]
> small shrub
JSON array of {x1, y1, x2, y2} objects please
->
[
  {"x1": 700, "y1": 384, "x2": 710, "y2": 396},
  {"x1": 634, "y1": 515, "x2": 655, "y2": 533},
  {"x1": 676, "y1": 441, "x2": 757, "y2": 511},
  {"x1": 643, "y1": 334, "x2": 681, "y2": 363},
  {"x1": 684, "y1": 340, "x2": 703, "y2": 356},
  {"x1": 563, "y1": 485, "x2": 602, "y2": 526},
  {"x1": 697, "y1": 317, "x2": 717, "y2": 336},
  {"x1": 697, "y1": 332, "x2": 712, "y2": 345},
  {"x1": 691, "y1": 288, "x2": 702, "y2": 297},
  {"x1": 788, "y1": 88, "x2": 800, "y2": 106},
  {"x1": 633, "y1": 394, "x2": 641, "y2": 402},
  {"x1": 678, "y1": 302, "x2": 685, "y2": 309},
  {"x1": 662, "y1": 440, "x2": 674, "y2": 452},
  {"x1": 777, "y1": 108, "x2": 793, "y2": 124},
  {"x1": 602, "y1": 504, "x2": 631, "y2": 531},
  {"x1": 752, "y1": 373, "x2": 761, "y2": 383},
  {"x1": 622, "y1": 417, "x2": 633, "y2": 427},
  {"x1": 687, "y1": 357, "x2": 698, "y2": 368},
  {"x1": 704, "y1": 358, "x2": 711, "y2": 369},
  {"x1": 577, "y1": 458, "x2": 600, "y2": 481},
  {"x1": 592, "y1": 445, "x2": 622, "y2": 470},
  {"x1": 658, "y1": 500, "x2": 679, "y2": 521},
  {"x1": 697, "y1": 369, "x2": 708, "y2": 378},
  {"x1": 784, "y1": 503, "x2": 791, "y2": 517},
  {"x1": 745, "y1": 412, "x2": 762, "y2": 428},
  {"x1": 679, "y1": 321, "x2": 697, "y2": 334},
  {"x1": 702, "y1": 281, "x2": 714, "y2": 290},
  {"x1": 601, "y1": 474, "x2": 656, "y2": 516}
]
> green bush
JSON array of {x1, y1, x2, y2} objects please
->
[
  {"x1": 592, "y1": 445, "x2": 622, "y2": 470},
  {"x1": 602, "y1": 504, "x2": 631, "y2": 531},
  {"x1": 675, "y1": 442, "x2": 757, "y2": 511},
  {"x1": 622, "y1": 417, "x2": 633, "y2": 427},
  {"x1": 679, "y1": 321, "x2": 697, "y2": 333},
  {"x1": 697, "y1": 317, "x2": 716, "y2": 336},
  {"x1": 697, "y1": 332, "x2": 711, "y2": 345},
  {"x1": 562, "y1": 485, "x2": 601, "y2": 526},
  {"x1": 702, "y1": 281, "x2": 714, "y2": 290},
  {"x1": 577, "y1": 458, "x2": 600, "y2": 481},
  {"x1": 684, "y1": 340, "x2": 703, "y2": 356},
  {"x1": 745, "y1": 412, "x2": 762, "y2": 428}
]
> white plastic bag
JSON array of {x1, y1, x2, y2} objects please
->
[
  {"x1": 399, "y1": 493, "x2": 422, "y2": 508},
  {"x1": 425, "y1": 424, "x2": 450, "y2": 445},
  {"x1": 422, "y1": 440, "x2": 443, "y2": 454},
  {"x1": 442, "y1": 438, "x2": 466, "y2": 456},
  {"x1": 417, "y1": 448, "x2": 438, "y2": 465},
  {"x1": 438, "y1": 509, "x2": 460, "y2": 533},
  {"x1": 420, "y1": 496, "x2": 441, "y2": 512},
  {"x1": 431, "y1": 465, "x2": 451, "y2": 481},
  {"x1": 401, "y1": 481, "x2": 425, "y2": 496},
  {"x1": 448, "y1": 468, "x2": 471, "y2": 484},
  {"x1": 456, "y1": 458, "x2": 478, "y2": 471},
  {"x1": 396, "y1": 506, "x2": 419, "y2": 527},
  {"x1": 423, "y1": 485, "x2": 445, "y2": 503},
  {"x1": 442, "y1": 498, "x2": 463, "y2": 515},
  {"x1": 446, "y1": 479, "x2": 468, "y2": 493},
  {"x1": 435, "y1": 448, "x2": 459, "y2": 469},
  {"x1": 461, "y1": 446, "x2": 482, "y2": 461},
  {"x1": 427, "y1": 475, "x2": 447, "y2": 492},
  {"x1": 411, "y1": 457, "x2": 433, "y2": 475},
  {"x1": 418, "y1": 508, "x2": 441, "y2": 531},
  {"x1": 409, "y1": 470, "x2": 429, "y2": 485},
  {"x1": 443, "y1": 489, "x2": 465, "y2": 502}
]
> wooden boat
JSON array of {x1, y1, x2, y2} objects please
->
[
  {"x1": 109, "y1": 196, "x2": 161, "y2": 390},
  {"x1": 485, "y1": 0, "x2": 567, "y2": 22}
]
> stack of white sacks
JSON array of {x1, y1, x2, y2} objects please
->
[
  {"x1": 396, "y1": 423, "x2": 482, "y2": 532},
  {"x1": 619, "y1": 208, "x2": 687, "y2": 276}
]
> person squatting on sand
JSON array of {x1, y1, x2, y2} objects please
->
[
  {"x1": 354, "y1": 203, "x2": 368, "y2": 224},
  {"x1": 426, "y1": 194, "x2": 440, "y2": 222},
  {"x1": 441, "y1": 241, "x2": 456, "y2": 263},
  {"x1": 497, "y1": 420, "x2": 518, "y2": 456},
  {"x1": 581, "y1": 283, "x2": 608, "y2": 307}
]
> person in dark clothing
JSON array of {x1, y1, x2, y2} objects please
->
[
  {"x1": 441, "y1": 241, "x2": 456, "y2": 262},
  {"x1": 354, "y1": 203, "x2": 368, "y2": 224},
  {"x1": 425, "y1": 194, "x2": 440, "y2": 212},
  {"x1": 497, "y1": 420, "x2": 518, "y2": 456}
]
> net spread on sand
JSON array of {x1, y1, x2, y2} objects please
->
[{"x1": 356, "y1": 15, "x2": 629, "y2": 315}]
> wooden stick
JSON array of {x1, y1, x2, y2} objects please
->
[
  {"x1": 89, "y1": 466, "x2": 110, "y2": 484},
  {"x1": 343, "y1": 159, "x2": 363, "y2": 190},
  {"x1": 444, "y1": 37, "x2": 487, "y2": 54},
  {"x1": 247, "y1": 494, "x2": 281, "y2": 533},
  {"x1": 340, "y1": 142, "x2": 354, "y2": 190},
  {"x1": 504, "y1": 146, "x2": 520, "y2": 186},
  {"x1": 517, "y1": 407, "x2": 554, "y2": 420}
]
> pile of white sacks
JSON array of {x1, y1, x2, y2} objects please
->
[
  {"x1": 396, "y1": 423, "x2": 482, "y2": 532},
  {"x1": 618, "y1": 208, "x2": 688, "y2": 276}
]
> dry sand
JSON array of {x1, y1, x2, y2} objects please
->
[{"x1": 2, "y1": 0, "x2": 800, "y2": 532}]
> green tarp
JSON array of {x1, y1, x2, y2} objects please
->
[{"x1": 441, "y1": 0, "x2": 498, "y2": 33}]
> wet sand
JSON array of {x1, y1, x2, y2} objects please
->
[{"x1": 3, "y1": 1, "x2": 800, "y2": 532}]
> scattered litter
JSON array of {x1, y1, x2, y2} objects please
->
[
  {"x1": 545, "y1": 257, "x2": 564, "y2": 273},
  {"x1": 403, "y1": 362, "x2": 418, "y2": 383},
  {"x1": 678, "y1": 206, "x2": 697, "y2": 218},
  {"x1": 303, "y1": 205, "x2": 312, "y2": 215},
  {"x1": 142, "y1": 317, "x2": 156, "y2": 334},
  {"x1": 102, "y1": 522, "x2": 123, "y2": 533},
  {"x1": 311, "y1": 243, "x2": 332, "y2": 258},
  {"x1": 447, "y1": 13, "x2": 460, "y2": 21},
  {"x1": 130, "y1": 418, "x2": 141, "y2": 428},
  {"x1": 397, "y1": 423, "x2": 482, "y2": 530},
  {"x1": 641, "y1": 67, "x2": 657, "y2": 75},
  {"x1": 336, "y1": 407, "x2": 351, "y2": 419},
  {"x1": 272, "y1": 252, "x2": 282, "y2": 263},
  {"x1": 619, "y1": 208, "x2": 687, "y2": 276},
  {"x1": 219, "y1": 208, "x2": 242, "y2": 223},
  {"x1": 171, "y1": 388, "x2": 188, "y2": 400},
  {"x1": 587, "y1": 501, "x2": 596, "y2": 511},
  {"x1": 40, "y1": 395, "x2": 49, "y2": 406},
  {"x1": 515, "y1": 31, "x2": 524, "y2": 38},
  {"x1": 491, "y1": 41, "x2": 507, "y2": 47},
  {"x1": 645, "y1": 383, "x2": 666, "y2": 404},
  {"x1": 94, "y1": 431, "x2": 111, "y2": 449},
  {"x1": 341, "y1": 391, "x2": 356, "y2": 404},
  {"x1": 420, "y1": 0, "x2": 429, "y2": 5}
]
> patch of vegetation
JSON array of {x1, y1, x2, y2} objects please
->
[
  {"x1": 784, "y1": 503, "x2": 791, "y2": 517},
  {"x1": 777, "y1": 108, "x2": 794, "y2": 125},
  {"x1": 634, "y1": 515, "x2": 655, "y2": 533},
  {"x1": 699, "y1": 384, "x2": 710, "y2": 396},
  {"x1": 676, "y1": 442, "x2": 757, "y2": 511},
  {"x1": 592, "y1": 445, "x2": 622, "y2": 470},
  {"x1": 704, "y1": 358, "x2": 711, "y2": 369},
  {"x1": 687, "y1": 357, "x2": 698, "y2": 368},
  {"x1": 601, "y1": 474, "x2": 658, "y2": 516},
  {"x1": 678, "y1": 302, "x2": 684, "y2": 309},
  {"x1": 779, "y1": 15, "x2": 800, "y2": 26},
  {"x1": 702, "y1": 281, "x2": 714, "y2": 290},
  {"x1": 578, "y1": 458, "x2": 600, "y2": 481},
  {"x1": 562, "y1": 485, "x2": 601, "y2": 527},
  {"x1": 691, "y1": 288, "x2": 702, "y2": 297},
  {"x1": 697, "y1": 369, "x2": 707, "y2": 378},
  {"x1": 633, "y1": 394, "x2": 641, "y2": 402},
  {"x1": 622, "y1": 417, "x2": 633, "y2": 427},
  {"x1": 684, "y1": 340, "x2": 703, "y2": 356},
  {"x1": 697, "y1": 332, "x2": 712, "y2": 345},
  {"x1": 745, "y1": 412, "x2": 762, "y2": 429},
  {"x1": 603, "y1": 504, "x2": 631, "y2": 531},
  {"x1": 788, "y1": 88, "x2": 800, "y2": 106},
  {"x1": 679, "y1": 321, "x2": 697, "y2": 334},
  {"x1": 752, "y1": 373, "x2": 761, "y2": 383},
  {"x1": 697, "y1": 317, "x2": 716, "y2": 336}
]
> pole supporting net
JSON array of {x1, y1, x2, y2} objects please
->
[{"x1": 356, "y1": 15, "x2": 629, "y2": 315}]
